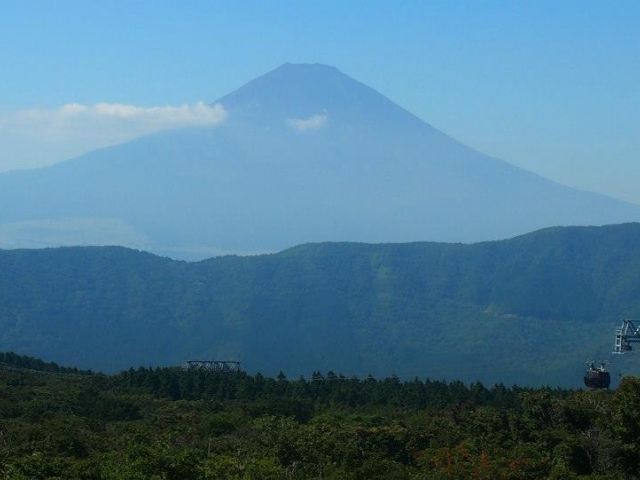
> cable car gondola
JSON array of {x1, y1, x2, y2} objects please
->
[{"x1": 584, "y1": 362, "x2": 610, "y2": 389}]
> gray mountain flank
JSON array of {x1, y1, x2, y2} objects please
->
[{"x1": 1, "y1": 63, "x2": 638, "y2": 259}]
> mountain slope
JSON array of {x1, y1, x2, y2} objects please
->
[
  {"x1": 2, "y1": 223, "x2": 640, "y2": 386},
  {"x1": 1, "y1": 63, "x2": 639, "y2": 258}
]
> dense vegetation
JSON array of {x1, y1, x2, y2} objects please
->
[
  {"x1": 2, "y1": 353, "x2": 640, "y2": 479},
  {"x1": 0, "y1": 352, "x2": 91, "y2": 375},
  {"x1": 2, "y1": 223, "x2": 640, "y2": 385}
]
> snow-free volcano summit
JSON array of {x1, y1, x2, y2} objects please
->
[{"x1": 1, "y1": 63, "x2": 639, "y2": 259}]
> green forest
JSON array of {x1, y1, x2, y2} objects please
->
[
  {"x1": 1, "y1": 352, "x2": 640, "y2": 479},
  {"x1": 3, "y1": 223, "x2": 640, "y2": 386}
]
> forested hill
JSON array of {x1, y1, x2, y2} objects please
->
[
  {"x1": 2, "y1": 223, "x2": 640, "y2": 385},
  {"x1": 4, "y1": 352, "x2": 640, "y2": 478}
]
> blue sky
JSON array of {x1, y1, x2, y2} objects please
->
[{"x1": 1, "y1": 0, "x2": 638, "y2": 203}]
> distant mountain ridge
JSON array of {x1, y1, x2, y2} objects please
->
[
  {"x1": 2, "y1": 223, "x2": 640, "y2": 386},
  {"x1": 1, "y1": 63, "x2": 639, "y2": 258}
]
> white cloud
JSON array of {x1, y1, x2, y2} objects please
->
[
  {"x1": 0, "y1": 102, "x2": 227, "y2": 172},
  {"x1": 287, "y1": 112, "x2": 328, "y2": 132},
  {"x1": 3, "y1": 101, "x2": 226, "y2": 131}
]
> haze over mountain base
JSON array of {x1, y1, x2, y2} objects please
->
[{"x1": 1, "y1": 64, "x2": 639, "y2": 259}]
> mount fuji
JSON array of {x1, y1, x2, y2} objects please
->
[{"x1": 1, "y1": 63, "x2": 638, "y2": 258}]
